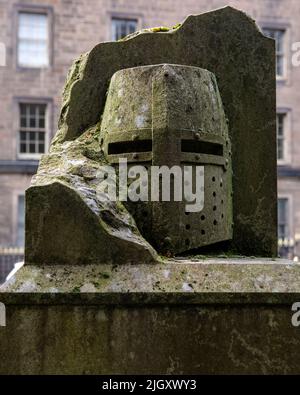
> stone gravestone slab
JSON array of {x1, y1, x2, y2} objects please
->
[{"x1": 24, "y1": 5, "x2": 276, "y2": 266}]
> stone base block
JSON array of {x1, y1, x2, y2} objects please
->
[{"x1": 1, "y1": 259, "x2": 300, "y2": 374}]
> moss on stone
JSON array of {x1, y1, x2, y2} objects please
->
[
  {"x1": 172, "y1": 23, "x2": 182, "y2": 30},
  {"x1": 150, "y1": 26, "x2": 170, "y2": 32}
]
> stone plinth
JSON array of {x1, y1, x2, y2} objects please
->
[{"x1": 1, "y1": 259, "x2": 300, "y2": 374}]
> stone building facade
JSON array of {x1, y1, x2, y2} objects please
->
[{"x1": 0, "y1": 0, "x2": 299, "y2": 278}]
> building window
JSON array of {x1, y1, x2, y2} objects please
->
[
  {"x1": 278, "y1": 198, "x2": 289, "y2": 239},
  {"x1": 111, "y1": 18, "x2": 137, "y2": 41},
  {"x1": 18, "y1": 12, "x2": 49, "y2": 68},
  {"x1": 263, "y1": 28, "x2": 285, "y2": 77},
  {"x1": 17, "y1": 195, "x2": 25, "y2": 247},
  {"x1": 18, "y1": 103, "x2": 47, "y2": 158},
  {"x1": 277, "y1": 113, "x2": 286, "y2": 160}
]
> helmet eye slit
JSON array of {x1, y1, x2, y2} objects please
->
[
  {"x1": 181, "y1": 139, "x2": 223, "y2": 156},
  {"x1": 108, "y1": 139, "x2": 152, "y2": 155}
]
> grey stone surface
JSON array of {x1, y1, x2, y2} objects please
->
[
  {"x1": 0, "y1": 304, "x2": 298, "y2": 374},
  {"x1": 50, "y1": 6, "x2": 276, "y2": 256},
  {"x1": 1, "y1": 259, "x2": 299, "y2": 304}
]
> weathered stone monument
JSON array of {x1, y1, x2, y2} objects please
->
[{"x1": 1, "y1": 6, "x2": 300, "y2": 374}]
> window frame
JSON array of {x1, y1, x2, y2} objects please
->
[
  {"x1": 14, "y1": 97, "x2": 53, "y2": 160},
  {"x1": 111, "y1": 17, "x2": 138, "y2": 41},
  {"x1": 13, "y1": 4, "x2": 53, "y2": 70},
  {"x1": 276, "y1": 107, "x2": 292, "y2": 165},
  {"x1": 16, "y1": 194, "x2": 25, "y2": 247},
  {"x1": 260, "y1": 21, "x2": 290, "y2": 82},
  {"x1": 262, "y1": 28, "x2": 286, "y2": 78},
  {"x1": 278, "y1": 197, "x2": 290, "y2": 240},
  {"x1": 277, "y1": 195, "x2": 294, "y2": 258},
  {"x1": 277, "y1": 112, "x2": 285, "y2": 161},
  {"x1": 108, "y1": 12, "x2": 143, "y2": 42},
  {"x1": 11, "y1": 190, "x2": 25, "y2": 248}
]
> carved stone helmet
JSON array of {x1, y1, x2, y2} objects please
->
[{"x1": 100, "y1": 64, "x2": 232, "y2": 255}]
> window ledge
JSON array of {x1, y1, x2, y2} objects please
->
[
  {"x1": 0, "y1": 160, "x2": 39, "y2": 174},
  {"x1": 277, "y1": 160, "x2": 291, "y2": 166},
  {"x1": 278, "y1": 166, "x2": 300, "y2": 178},
  {"x1": 276, "y1": 77, "x2": 288, "y2": 84},
  {"x1": 16, "y1": 65, "x2": 50, "y2": 72}
]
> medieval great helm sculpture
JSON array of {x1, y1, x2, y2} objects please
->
[{"x1": 100, "y1": 64, "x2": 232, "y2": 255}]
